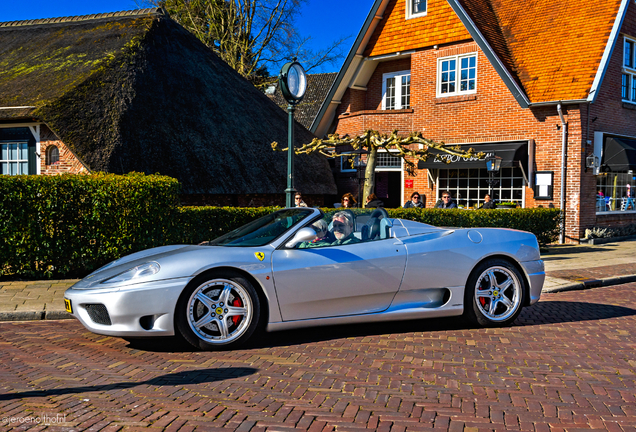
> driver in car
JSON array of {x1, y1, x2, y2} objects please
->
[{"x1": 331, "y1": 211, "x2": 360, "y2": 245}]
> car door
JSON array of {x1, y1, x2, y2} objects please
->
[{"x1": 271, "y1": 239, "x2": 407, "y2": 321}]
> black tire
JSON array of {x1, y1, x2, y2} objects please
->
[
  {"x1": 175, "y1": 271, "x2": 261, "y2": 350},
  {"x1": 464, "y1": 258, "x2": 526, "y2": 327}
]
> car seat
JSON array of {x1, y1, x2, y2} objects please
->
[{"x1": 361, "y1": 208, "x2": 389, "y2": 241}]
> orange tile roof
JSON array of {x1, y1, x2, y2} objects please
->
[
  {"x1": 460, "y1": 0, "x2": 623, "y2": 102},
  {"x1": 365, "y1": 0, "x2": 471, "y2": 57},
  {"x1": 363, "y1": 0, "x2": 624, "y2": 102}
]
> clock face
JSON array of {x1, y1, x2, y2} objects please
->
[{"x1": 287, "y1": 64, "x2": 307, "y2": 99}]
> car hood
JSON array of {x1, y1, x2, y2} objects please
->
[{"x1": 71, "y1": 244, "x2": 272, "y2": 290}]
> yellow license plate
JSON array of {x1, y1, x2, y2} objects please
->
[{"x1": 64, "y1": 298, "x2": 73, "y2": 314}]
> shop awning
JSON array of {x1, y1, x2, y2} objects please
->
[
  {"x1": 417, "y1": 141, "x2": 528, "y2": 170},
  {"x1": 601, "y1": 137, "x2": 636, "y2": 172}
]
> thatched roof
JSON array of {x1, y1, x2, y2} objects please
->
[{"x1": 0, "y1": 9, "x2": 336, "y2": 195}]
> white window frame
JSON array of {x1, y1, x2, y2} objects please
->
[
  {"x1": 436, "y1": 166, "x2": 526, "y2": 209},
  {"x1": 1, "y1": 142, "x2": 29, "y2": 175},
  {"x1": 376, "y1": 150, "x2": 403, "y2": 172},
  {"x1": 382, "y1": 70, "x2": 411, "y2": 110},
  {"x1": 436, "y1": 53, "x2": 478, "y2": 97},
  {"x1": 623, "y1": 36, "x2": 636, "y2": 103},
  {"x1": 406, "y1": 0, "x2": 427, "y2": 19},
  {"x1": 340, "y1": 153, "x2": 358, "y2": 173}
]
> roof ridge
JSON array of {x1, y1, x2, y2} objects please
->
[{"x1": 0, "y1": 8, "x2": 164, "y2": 28}]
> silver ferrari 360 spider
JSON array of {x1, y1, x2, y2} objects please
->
[{"x1": 64, "y1": 207, "x2": 544, "y2": 350}]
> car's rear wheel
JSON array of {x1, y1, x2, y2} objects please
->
[
  {"x1": 464, "y1": 259, "x2": 526, "y2": 327},
  {"x1": 175, "y1": 272, "x2": 260, "y2": 350}
]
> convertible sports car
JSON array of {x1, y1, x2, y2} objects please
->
[{"x1": 64, "y1": 207, "x2": 544, "y2": 350}]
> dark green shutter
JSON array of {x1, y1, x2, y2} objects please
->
[{"x1": 28, "y1": 139, "x2": 37, "y2": 174}]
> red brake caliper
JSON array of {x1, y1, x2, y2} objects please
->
[
  {"x1": 479, "y1": 279, "x2": 487, "y2": 306},
  {"x1": 231, "y1": 297, "x2": 243, "y2": 325}
]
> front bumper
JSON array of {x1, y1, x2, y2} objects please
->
[
  {"x1": 64, "y1": 277, "x2": 191, "y2": 337},
  {"x1": 521, "y1": 259, "x2": 545, "y2": 305}
]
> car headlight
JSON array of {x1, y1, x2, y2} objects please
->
[{"x1": 101, "y1": 262, "x2": 161, "y2": 284}]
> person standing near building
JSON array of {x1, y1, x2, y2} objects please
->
[
  {"x1": 480, "y1": 194, "x2": 496, "y2": 209},
  {"x1": 403, "y1": 192, "x2": 424, "y2": 208},
  {"x1": 365, "y1": 193, "x2": 384, "y2": 208},
  {"x1": 341, "y1": 193, "x2": 357, "y2": 208},
  {"x1": 295, "y1": 193, "x2": 308, "y2": 207},
  {"x1": 434, "y1": 191, "x2": 457, "y2": 209}
]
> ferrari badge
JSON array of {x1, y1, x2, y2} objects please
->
[{"x1": 255, "y1": 252, "x2": 265, "y2": 261}]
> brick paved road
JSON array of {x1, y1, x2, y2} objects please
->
[{"x1": 1, "y1": 284, "x2": 635, "y2": 431}]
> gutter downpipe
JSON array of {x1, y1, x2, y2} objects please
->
[{"x1": 557, "y1": 103, "x2": 567, "y2": 244}]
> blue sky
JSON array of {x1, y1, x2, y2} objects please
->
[{"x1": 0, "y1": 0, "x2": 374, "y2": 73}]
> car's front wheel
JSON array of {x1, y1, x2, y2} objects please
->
[
  {"x1": 464, "y1": 259, "x2": 526, "y2": 327},
  {"x1": 175, "y1": 272, "x2": 260, "y2": 350}
]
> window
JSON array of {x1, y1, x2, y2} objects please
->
[
  {"x1": 437, "y1": 54, "x2": 477, "y2": 97},
  {"x1": 376, "y1": 151, "x2": 402, "y2": 169},
  {"x1": 382, "y1": 70, "x2": 411, "y2": 110},
  {"x1": 437, "y1": 167, "x2": 525, "y2": 209},
  {"x1": 46, "y1": 145, "x2": 59, "y2": 165},
  {"x1": 340, "y1": 154, "x2": 359, "y2": 172},
  {"x1": 406, "y1": 0, "x2": 427, "y2": 19},
  {"x1": 596, "y1": 172, "x2": 636, "y2": 212},
  {"x1": 623, "y1": 37, "x2": 636, "y2": 103},
  {"x1": 1, "y1": 142, "x2": 29, "y2": 175}
]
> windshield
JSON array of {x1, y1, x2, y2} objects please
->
[{"x1": 205, "y1": 208, "x2": 313, "y2": 247}]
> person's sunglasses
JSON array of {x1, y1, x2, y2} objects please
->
[
  {"x1": 413, "y1": 196, "x2": 420, "y2": 199},
  {"x1": 443, "y1": 196, "x2": 450, "y2": 199}
]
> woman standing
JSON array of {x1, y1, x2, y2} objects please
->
[{"x1": 341, "y1": 193, "x2": 357, "y2": 208}]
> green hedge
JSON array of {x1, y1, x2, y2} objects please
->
[
  {"x1": 171, "y1": 206, "x2": 280, "y2": 245},
  {"x1": 173, "y1": 206, "x2": 561, "y2": 246},
  {"x1": 385, "y1": 208, "x2": 562, "y2": 246},
  {"x1": 0, "y1": 173, "x2": 180, "y2": 279},
  {"x1": 1, "y1": 173, "x2": 561, "y2": 279}
]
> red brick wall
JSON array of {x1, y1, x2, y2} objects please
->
[
  {"x1": 332, "y1": 37, "x2": 636, "y2": 242},
  {"x1": 39, "y1": 125, "x2": 89, "y2": 175}
]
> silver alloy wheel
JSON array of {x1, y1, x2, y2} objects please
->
[
  {"x1": 186, "y1": 278, "x2": 253, "y2": 344},
  {"x1": 474, "y1": 266, "x2": 522, "y2": 322}
]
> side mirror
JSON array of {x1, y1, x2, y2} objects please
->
[{"x1": 285, "y1": 227, "x2": 317, "y2": 248}]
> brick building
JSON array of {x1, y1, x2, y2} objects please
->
[
  {"x1": 0, "y1": 9, "x2": 336, "y2": 206},
  {"x1": 312, "y1": 0, "x2": 636, "y2": 242}
]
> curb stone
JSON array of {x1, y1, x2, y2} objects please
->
[
  {"x1": 0, "y1": 311, "x2": 73, "y2": 322},
  {"x1": 542, "y1": 274, "x2": 636, "y2": 293},
  {"x1": 580, "y1": 234, "x2": 636, "y2": 245}
]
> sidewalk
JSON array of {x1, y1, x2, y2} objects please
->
[{"x1": 1, "y1": 240, "x2": 635, "y2": 322}]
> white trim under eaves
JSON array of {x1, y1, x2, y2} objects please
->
[
  {"x1": 0, "y1": 106, "x2": 36, "y2": 110},
  {"x1": 366, "y1": 50, "x2": 416, "y2": 62},
  {"x1": 528, "y1": 99, "x2": 588, "y2": 107},
  {"x1": 587, "y1": 0, "x2": 630, "y2": 103},
  {"x1": 446, "y1": 0, "x2": 530, "y2": 108},
  {"x1": 310, "y1": 0, "x2": 388, "y2": 136}
]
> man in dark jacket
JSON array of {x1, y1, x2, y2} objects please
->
[
  {"x1": 480, "y1": 194, "x2": 496, "y2": 209},
  {"x1": 403, "y1": 191, "x2": 424, "y2": 208},
  {"x1": 365, "y1": 193, "x2": 384, "y2": 208},
  {"x1": 434, "y1": 191, "x2": 458, "y2": 209}
]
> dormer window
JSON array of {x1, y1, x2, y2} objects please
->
[
  {"x1": 406, "y1": 0, "x2": 427, "y2": 19},
  {"x1": 622, "y1": 36, "x2": 636, "y2": 103}
]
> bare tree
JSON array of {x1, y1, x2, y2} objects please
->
[
  {"x1": 148, "y1": 0, "x2": 348, "y2": 85},
  {"x1": 272, "y1": 130, "x2": 484, "y2": 206}
]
